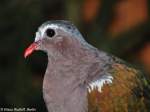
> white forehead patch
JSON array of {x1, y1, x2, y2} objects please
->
[
  {"x1": 87, "y1": 75, "x2": 113, "y2": 93},
  {"x1": 34, "y1": 24, "x2": 59, "y2": 42},
  {"x1": 35, "y1": 31, "x2": 41, "y2": 42},
  {"x1": 34, "y1": 22, "x2": 91, "y2": 49},
  {"x1": 40, "y1": 24, "x2": 59, "y2": 36}
]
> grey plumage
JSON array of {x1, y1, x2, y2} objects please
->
[{"x1": 25, "y1": 20, "x2": 150, "y2": 112}]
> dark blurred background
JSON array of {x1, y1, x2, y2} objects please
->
[{"x1": 0, "y1": 0, "x2": 150, "y2": 111}]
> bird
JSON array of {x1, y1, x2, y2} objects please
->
[{"x1": 24, "y1": 20, "x2": 150, "y2": 112}]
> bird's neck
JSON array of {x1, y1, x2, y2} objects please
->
[{"x1": 43, "y1": 59, "x2": 88, "y2": 112}]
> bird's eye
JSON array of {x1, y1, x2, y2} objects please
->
[{"x1": 46, "y1": 28, "x2": 55, "y2": 38}]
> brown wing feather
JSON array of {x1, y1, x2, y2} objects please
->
[{"x1": 88, "y1": 63, "x2": 149, "y2": 112}]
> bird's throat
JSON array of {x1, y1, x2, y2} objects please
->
[{"x1": 43, "y1": 74, "x2": 87, "y2": 112}]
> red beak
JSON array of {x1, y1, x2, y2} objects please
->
[{"x1": 24, "y1": 42, "x2": 38, "y2": 58}]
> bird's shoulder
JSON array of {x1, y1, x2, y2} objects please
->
[{"x1": 86, "y1": 50, "x2": 150, "y2": 112}]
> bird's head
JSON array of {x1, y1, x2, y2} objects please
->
[{"x1": 24, "y1": 20, "x2": 90, "y2": 58}]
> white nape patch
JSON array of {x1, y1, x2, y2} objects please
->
[{"x1": 87, "y1": 75, "x2": 113, "y2": 93}]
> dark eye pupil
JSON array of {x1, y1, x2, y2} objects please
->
[{"x1": 46, "y1": 29, "x2": 55, "y2": 37}]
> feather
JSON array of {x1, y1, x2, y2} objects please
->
[{"x1": 88, "y1": 75, "x2": 113, "y2": 93}]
